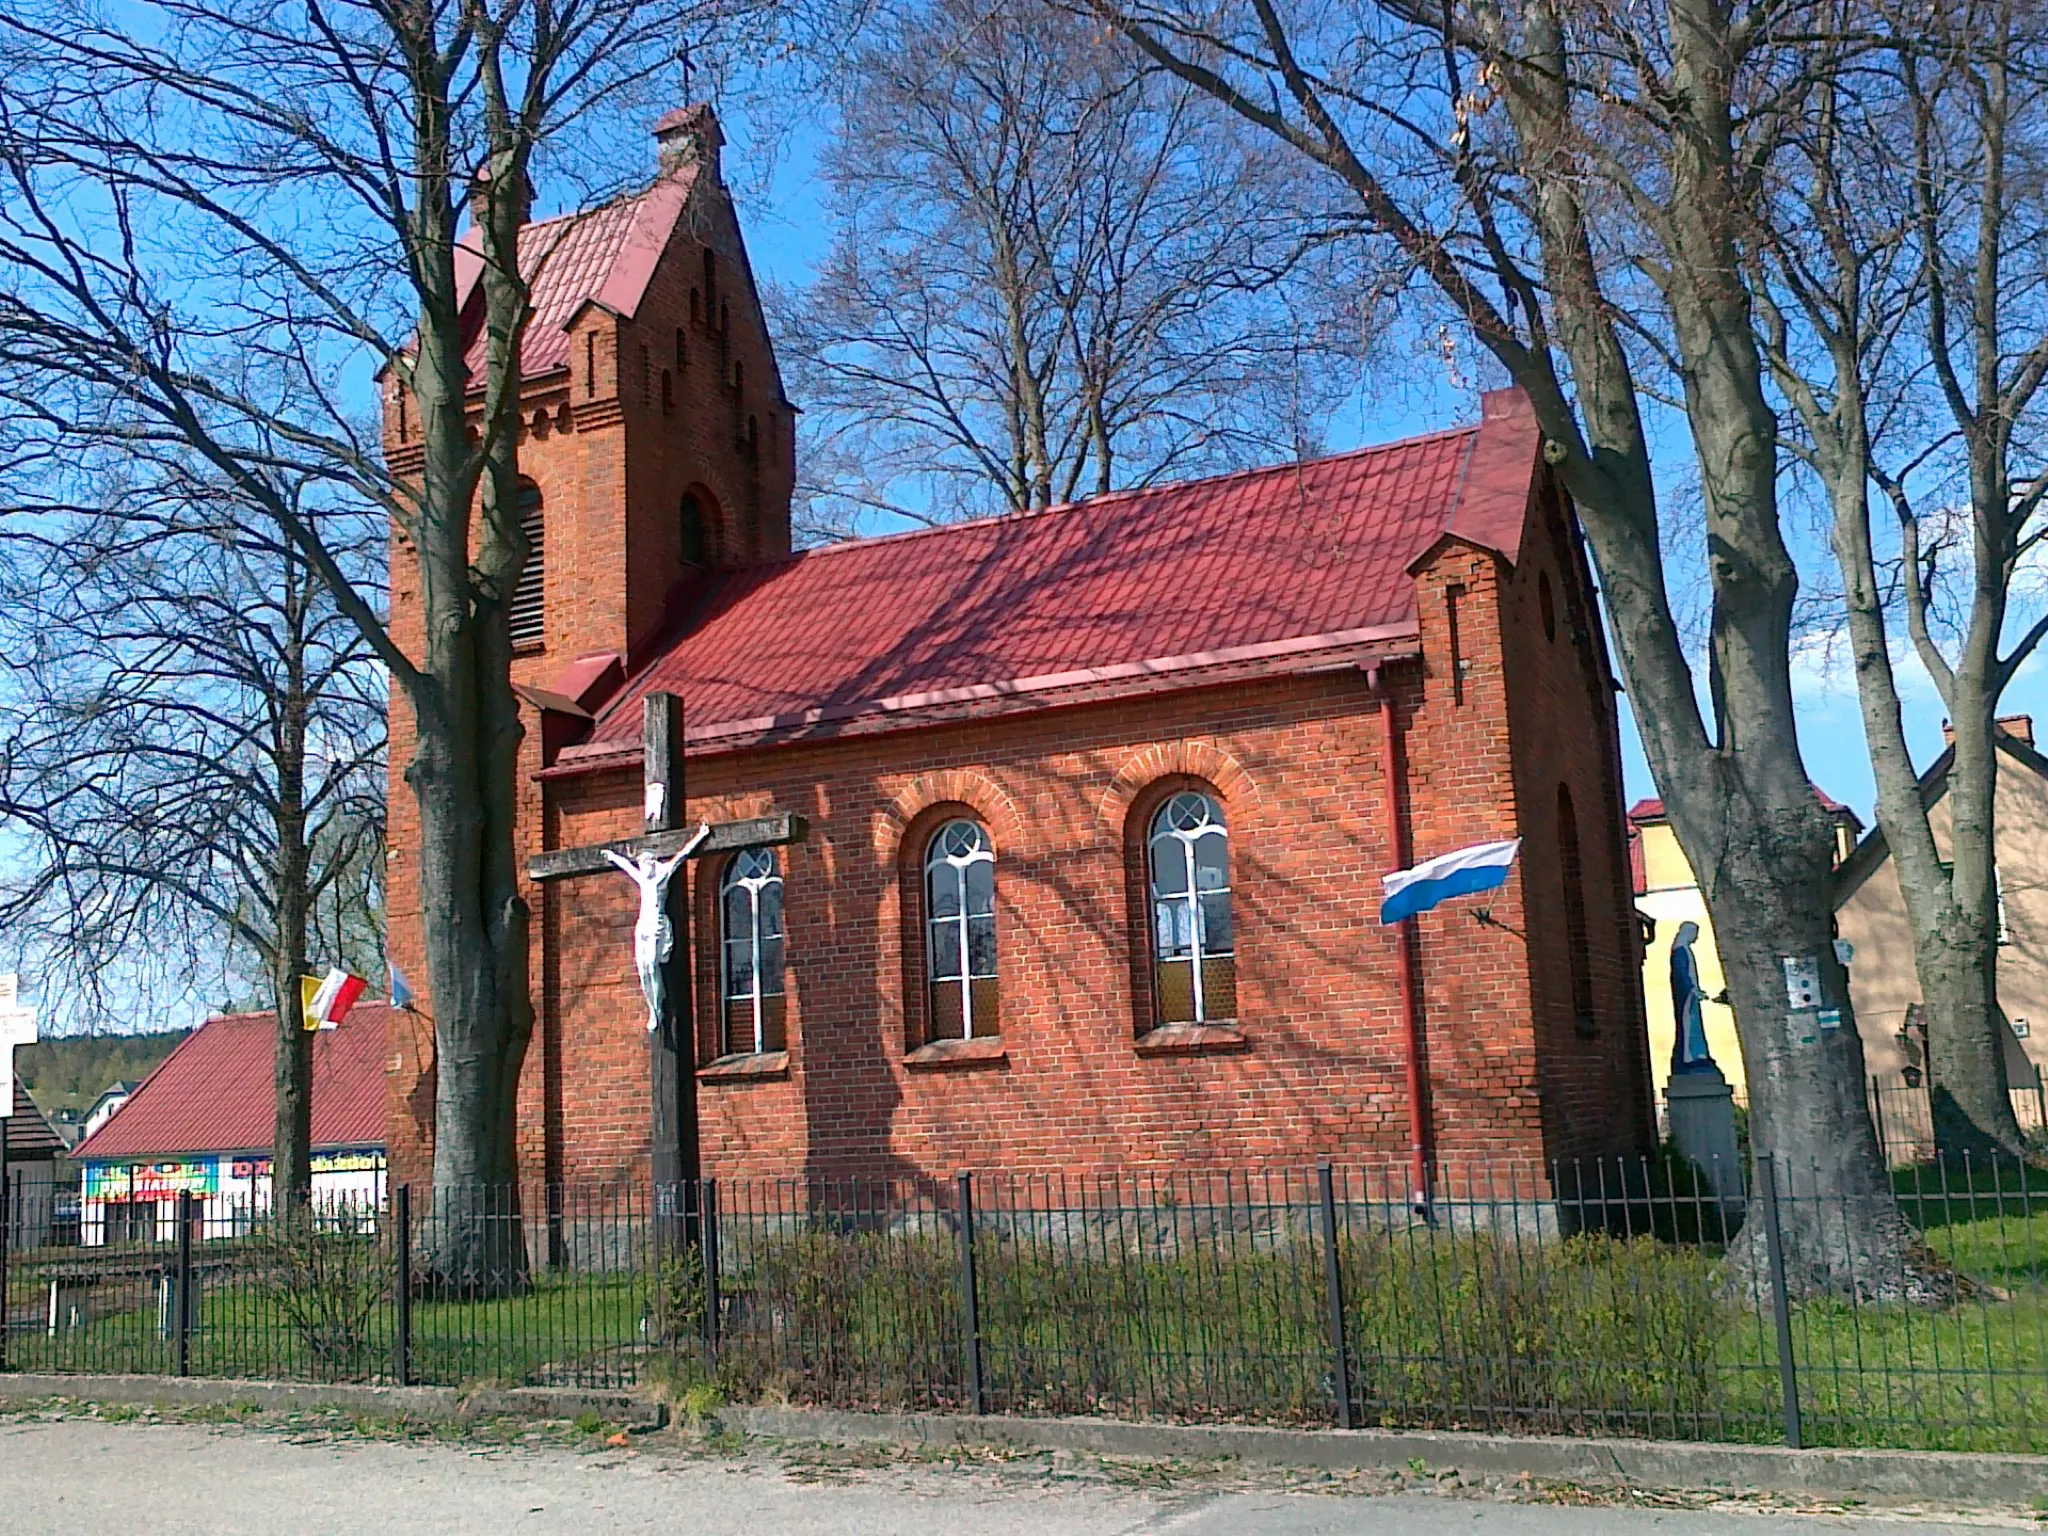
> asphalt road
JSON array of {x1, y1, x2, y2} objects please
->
[{"x1": 0, "y1": 1417, "x2": 2024, "y2": 1535}]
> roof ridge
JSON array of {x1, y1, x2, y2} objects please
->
[
  {"x1": 752, "y1": 421, "x2": 1487, "y2": 576},
  {"x1": 467, "y1": 172, "x2": 663, "y2": 247}
]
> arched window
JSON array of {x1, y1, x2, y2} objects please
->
[
  {"x1": 1557, "y1": 784, "x2": 1596, "y2": 1035},
  {"x1": 680, "y1": 492, "x2": 708, "y2": 567},
  {"x1": 925, "y1": 819, "x2": 997, "y2": 1038},
  {"x1": 721, "y1": 848, "x2": 786, "y2": 1055},
  {"x1": 1148, "y1": 792, "x2": 1235, "y2": 1024},
  {"x1": 508, "y1": 480, "x2": 544, "y2": 647}
]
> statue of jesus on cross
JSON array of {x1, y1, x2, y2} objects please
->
[
  {"x1": 526, "y1": 691, "x2": 807, "y2": 1234},
  {"x1": 604, "y1": 827, "x2": 709, "y2": 1032}
]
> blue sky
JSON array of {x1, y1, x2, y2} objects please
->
[{"x1": 712, "y1": 107, "x2": 2044, "y2": 825}]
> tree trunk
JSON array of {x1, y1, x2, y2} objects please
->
[
  {"x1": 409, "y1": 686, "x2": 533, "y2": 1292},
  {"x1": 269, "y1": 862, "x2": 313, "y2": 1214},
  {"x1": 1921, "y1": 704, "x2": 2020, "y2": 1159},
  {"x1": 270, "y1": 617, "x2": 314, "y2": 1214},
  {"x1": 1705, "y1": 832, "x2": 1931, "y2": 1294},
  {"x1": 401, "y1": 138, "x2": 538, "y2": 1295}
]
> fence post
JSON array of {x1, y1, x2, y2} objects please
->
[
  {"x1": 955, "y1": 1171, "x2": 985, "y2": 1416},
  {"x1": 1318, "y1": 1163, "x2": 1354, "y2": 1429},
  {"x1": 1754, "y1": 1154, "x2": 1802, "y2": 1449},
  {"x1": 2035, "y1": 1065, "x2": 2046, "y2": 1132},
  {"x1": 701, "y1": 1180, "x2": 721, "y2": 1356},
  {"x1": 0, "y1": 1116, "x2": 10, "y2": 1374},
  {"x1": 393, "y1": 1185, "x2": 413, "y2": 1387},
  {"x1": 1868, "y1": 1077, "x2": 1887, "y2": 1166},
  {"x1": 174, "y1": 1190, "x2": 194, "y2": 1377}
]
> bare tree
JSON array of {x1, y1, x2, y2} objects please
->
[
  {"x1": 0, "y1": 477, "x2": 384, "y2": 1205},
  {"x1": 778, "y1": 0, "x2": 1357, "y2": 535},
  {"x1": 0, "y1": 0, "x2": 750, "y2": 1282},
  {"x1": 1751, "y1": 0, "x2": 2048, "y2": 1159},
  {"x1": 1075, "y1": 0, "x2": 1933, "y2": 1289}
]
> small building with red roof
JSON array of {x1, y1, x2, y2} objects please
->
[
  {"x1": 380, "y1": 106, "x2": 1655, "y2": 1195},
  {"x1": 73, "y1": 1007, "x2": 388, "y2": 1244}
]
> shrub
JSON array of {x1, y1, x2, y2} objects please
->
[{"x1": 257, "y1": 1214, "x2": 394, "y2": 1379}]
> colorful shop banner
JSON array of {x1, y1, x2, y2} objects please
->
[{"x1": 83, "y1": 1158, "x2": 222, "y2": 1202}]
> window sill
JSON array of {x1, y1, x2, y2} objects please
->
[
  {"x1": 906, "y1": 1036, "x2": 1007, "y2": 1069},
  {"x1": 698, "y1": 1050, "x2": 789, "y2": 1081},
  {"x1": 512, "y1": 640, "x2": 546, "y2": 657},
  {"x1": 1136, "y1": 1022, "x2": 1248, "y2": 1057}
]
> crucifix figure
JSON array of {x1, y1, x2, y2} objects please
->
[
  {"x1": 604, "y1": 830, "x2": 707, "y2": 1032},
  {"x1": 529, "y1": 691, "x2": 805, "y2": 1246}
]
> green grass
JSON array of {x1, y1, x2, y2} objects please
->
[{"x1": 5, "y1": 1264, "x2": 650, "y2": 1389}]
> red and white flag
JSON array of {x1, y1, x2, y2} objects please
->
[{"x1": 300, "y1": 968, "x2": 368, "y2": 1031}]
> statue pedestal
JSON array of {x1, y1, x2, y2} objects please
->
[{"x1": 1666, "y1": 1067, "x2": 1742, "y2": 1205}]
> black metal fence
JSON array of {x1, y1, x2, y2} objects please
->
[
  {"x1": 7, "y1": 1156, "x2": 2048, "y2": 1452},
  {"x1": 1868, "y1": 1071, "x2": 2048, "y2": 1166}
]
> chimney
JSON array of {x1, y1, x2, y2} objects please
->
[{"x1": 653, "y1": 104, "x2": 722, "y2": 177}]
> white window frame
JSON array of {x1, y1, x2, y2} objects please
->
[
  {"x1": 1148, "y1": 791, "x2": 1233, "y2": 1024},
  {"x1": 720, "y1": 847, "x2": 784, "y2": 1054},
  {"x1": 925, "y1": 819, "x2": 996, "y2": 1039}
]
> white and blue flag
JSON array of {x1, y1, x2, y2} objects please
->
[
  {"x1": 390, "y1": 962, "x2": 417, "y2": 1011},
  {"x1": 1379, "y1": 838, "x2": 1521, "y2": 925}
]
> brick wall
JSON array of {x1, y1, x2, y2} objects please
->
[
  {"x1": 516, "y1": 545, "x2": 1651, "y2": 1194},
  {"x1": 1493, "y1": 481, "x2": 1657, "y2": 1164}
]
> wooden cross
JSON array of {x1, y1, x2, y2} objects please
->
[{"x1": 527, "y1": 692, "x2": 805, "y2": 1244}]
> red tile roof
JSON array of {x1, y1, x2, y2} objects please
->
[
  {"x1": 571, "y1": 390, "x2": 1540, "y2": 755},
  {"x1": 454, "y1": 164, "x2": 700, "y2": 381},
  {"x1": 73, "y1": 1006, "x2": 390, "y2": 1163}
]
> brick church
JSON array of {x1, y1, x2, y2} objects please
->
[{"x1": 380, "y1": 105, "x2": 1655, "y2": 1194}]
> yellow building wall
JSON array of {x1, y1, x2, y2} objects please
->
[
  {"x1": 1636, "y1": 820, "x2": 1747, "y2": 1099},
  {"x1": 1635, "y1": 813, "x2": 1858, "y2": 1103}
]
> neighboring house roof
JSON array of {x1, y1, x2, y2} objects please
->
[
  {"x1": 1629, "y1": 786, "x2": 1860, "y2": 827},
  {"x1": 73, "y1": 1007, "x2": 390, "y2": 1163},
  {"x1": 5, "y1": 1079, "x2": 65, "y2": 1159},
  {"x1": 1834, "y1": 725, "x2": 2048, "y2": 903},
  {"x1": 557, "y1": 389, "x2": 1541, "y2": 763}
]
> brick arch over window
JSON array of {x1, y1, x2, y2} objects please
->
[
  {"x1": 680, "y1": 483, "x2": 724, "y2": 569},
  {"x1": 1098, "y1": 741, "x2": 1260, "y2": 834},
  {"x1": 892, "y1": 797, "x2": 1010, "y2": 1053},
  {"x1": 1122, "y1": 775, "x2": 1239, "y2": 1038},
  {"x1": 875, "y1": 769, "x2": 1026, "y2": 863}
]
